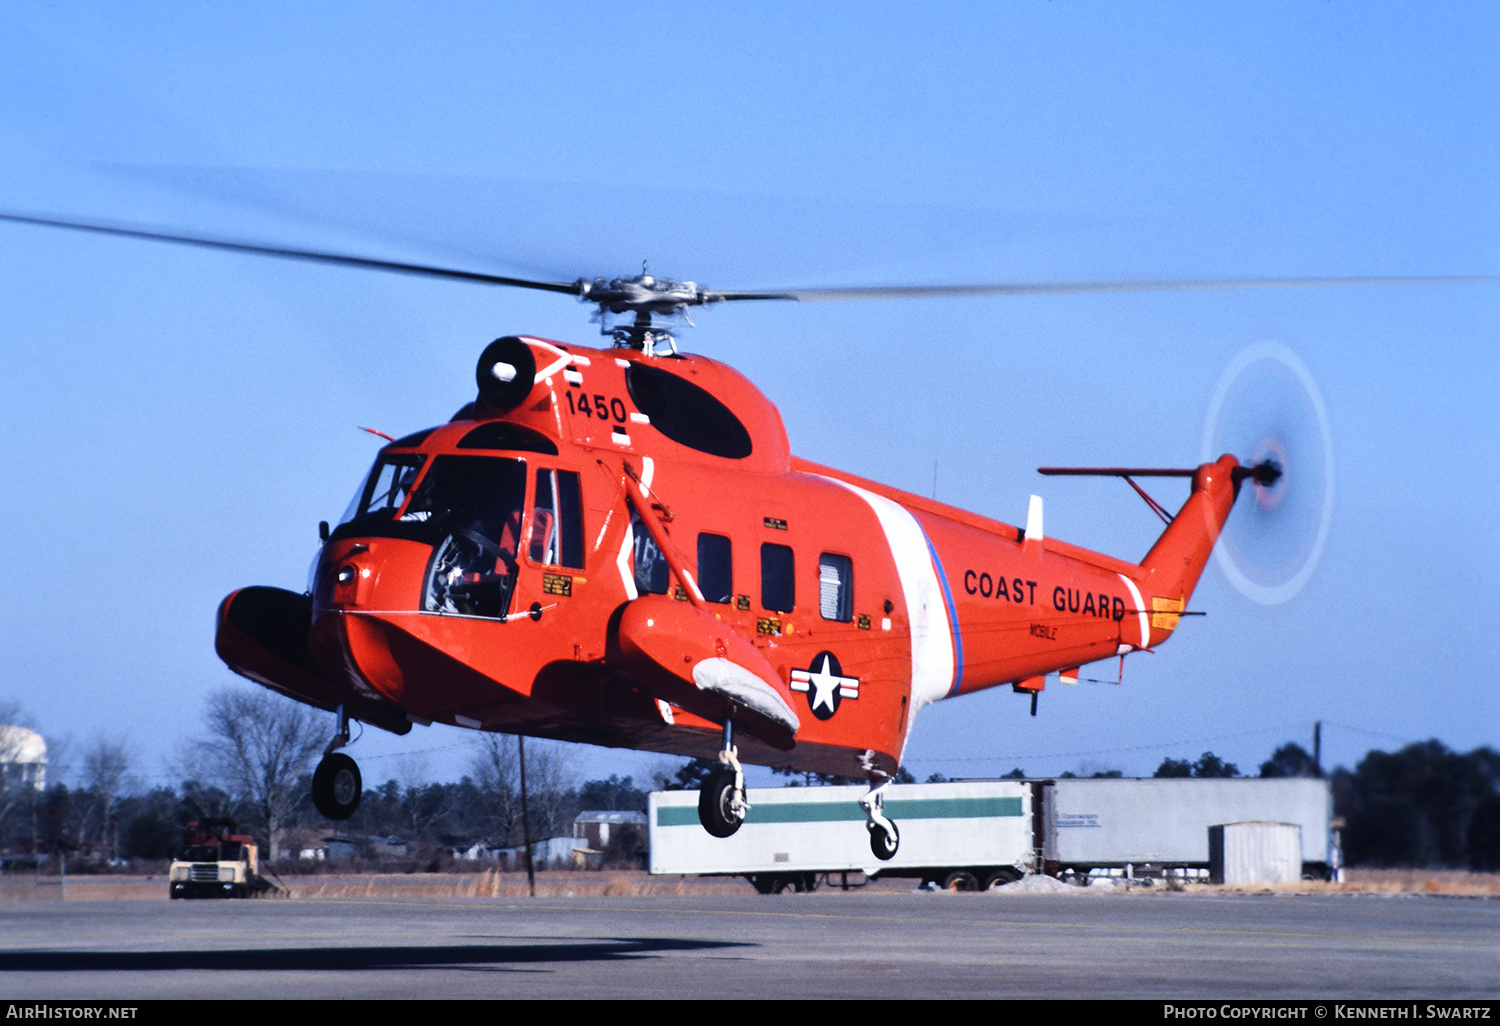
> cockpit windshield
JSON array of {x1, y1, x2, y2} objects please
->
[
  {"x1": 407, "y1": 455, "x2": 528, "y2": 619},
  {"x1": 339, "y1": 454, "x2": 425, "y2": 527},
  {"x1": 331, "y1": 452, "x2": 529, "y2": 620}
]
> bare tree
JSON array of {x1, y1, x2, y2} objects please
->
[
  {"x1": 199, "y1": 686, "x2": 325, "y2": 861},
  {"x1": 471, "y1": 733, "x2": 519, "y2": 845},
  {"x1": 0, "y1": 699, "x2": 40, "y2": 849},
  {"x1": 81, "y1": 735, "x2": 131, "y2": 855},
  {"x1": 469, "y1": 734, "x2": 577, "y2": 846},
  {"x1": 520, "y1": 739, "x2": 576, "y2": 841}
]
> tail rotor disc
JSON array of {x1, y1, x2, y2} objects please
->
[{"x1": 1201, "y1": 341, "x2": 1334, "y2": 605}]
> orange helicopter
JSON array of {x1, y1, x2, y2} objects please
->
[{"x1": 9, "y1": 210, "x2": 1435, "y2": 859}]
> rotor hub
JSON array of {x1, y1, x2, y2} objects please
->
[{"x1": 573, "y1": 264, "x2": 719, "y2": 350}]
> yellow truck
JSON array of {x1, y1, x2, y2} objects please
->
[{"x1": 168, "y1": 819, "x2": 269, "y2": 899}]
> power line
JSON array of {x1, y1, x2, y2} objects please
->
[
  {"x1": 1319, "y1": 720, "x2": 1419, "y2": 746},
  {"x1": 919, "y1": 724, "x2": 1308, "y2": 765}
]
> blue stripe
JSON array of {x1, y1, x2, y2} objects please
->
[{"x1": 921, "y1": 530, "x2": 964, "y2": 696}]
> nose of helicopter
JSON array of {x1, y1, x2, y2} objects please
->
[
  {"x1": 307, "y1": 533, "x2": 536, "y2": 723},
  {"x1": 309, "y1": 535, "x2": 433, "y2": 704}
]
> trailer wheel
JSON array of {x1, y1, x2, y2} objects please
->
[
  {"x1": 698, "y1": 767, "x2": 745, "y2": 838},
  {"x1": 983, "y1": 868, "x2": 1021, "y2": 890},
  {"x1": 943, "y1": 870, "x2": 979, "y2": 892},
  {"x1": 868, "y1": 820, "x2": 899, "y2": 860}
]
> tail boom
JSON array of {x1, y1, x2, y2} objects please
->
[
  {"x1": 1135, "y1": 454, "x2": 1241, "y2": 646},
  {"x1": 913, "y1": 454, "x2": 1243, "y2": 702}
]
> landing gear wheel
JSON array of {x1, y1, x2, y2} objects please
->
[
  {"x1": 313, "y1": 752, "x2": 362, "y2": 820},
  {"x1": 868, "y1": 819, "x2": 900, "y2": 861},
  {"x1": 698, "y1": 767, "x2": 745, "y2": 838}
]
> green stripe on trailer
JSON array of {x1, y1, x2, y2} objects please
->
[{"x1": 655, "y1": 795, "x2": 1022, "y2": 827}]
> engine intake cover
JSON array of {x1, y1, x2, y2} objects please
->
[{"x1": 474, "y1": 336, "x2": 537, "y2": 411}]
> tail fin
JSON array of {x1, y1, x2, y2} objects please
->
[{"x1": 1135, "y1": 454, "x2": 1242, "y2": 643}]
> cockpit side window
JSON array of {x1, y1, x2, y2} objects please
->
[
  {"x1": 529, "y1": 468, "x2": 584, "y2": 568},
  {"x1": 631, "y1": 512, "x2": 670, "y2": 596}
]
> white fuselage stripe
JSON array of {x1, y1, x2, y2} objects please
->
[
  {"x1": 1117, "y1": 573, "x2": 1149, "y2": 648},
  {"x1": 819, "y1": 478, "x2": 954, "y2": 743}
]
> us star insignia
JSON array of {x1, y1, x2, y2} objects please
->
[{"x1": 790, "y1": 651, "x2": 859, "y2": 721}]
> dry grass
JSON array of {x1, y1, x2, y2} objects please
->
[
  {"x1": 1, "y1": 875, "x2": 167, "y2": 902},
  {"x1": 0, "y1": 871, "x2": 756, "y2": 902},
  {"x1": 4, "y1": 867, "x2": 1498, "y2": 902},
  {"x1": 1329, "y1": 868, "x2": 1500, "y2": 895},
  {"x1": 275, "y1": 870, "x2": 753, "y2": 900},
  {"x1": 1179, "y1": 868, "x2": 1500, "y2": 897}
]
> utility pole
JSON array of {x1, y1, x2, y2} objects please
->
[
  {"x1": 518, "y1": 735, "x2": 536, "y2": 897},
  {"x1": 1314, "y1": 720, "x2": 1323, "y2": 777}
]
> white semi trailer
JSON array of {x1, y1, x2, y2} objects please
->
[
  {"x1": 649, "y1": 780, "x2": 1033, "y2": 893},
  {"x1": 1041, "y1": 777, "x2": 1335, "y2": 878},
  {"x1": 649, "y1": 777, "x2": 1335, "y2": 892}
]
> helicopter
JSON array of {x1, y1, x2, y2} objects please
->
[{"x1": 3, "y1": 209, "x2": 1474, "y2": 859}]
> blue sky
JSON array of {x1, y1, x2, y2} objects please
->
[{"x1": 0, "y1": 3, "x2": 1495, "y2": 790}]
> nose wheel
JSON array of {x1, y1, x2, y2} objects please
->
[
  {"x1": 312, "y1": 704, "x2": 362, "y2": 821},
  {"x1": 313, "y1": 752, "x2": 362, "y2": 820}
]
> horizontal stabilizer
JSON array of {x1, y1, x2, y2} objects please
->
[
  {"x1": 1038, "y1": 466, "x2": 1195, "y2": 477},
  {"x1": 1039, "y1": 460, "x2": 1281, "y2": 486}
]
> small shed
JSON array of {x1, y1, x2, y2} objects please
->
[{"x1": 1209, "y1": 821, "x2": 1303, "y2": 885}]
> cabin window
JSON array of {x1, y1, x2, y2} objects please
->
[
  {"x1": 631, "y1": 512, "x2": 670, "y2": 595},
  {"x1": 818, "y1": 553, "x2": 853, "y2": 622},
  {"x1": 529, "y1": 469, "x2": 584, "y2": 568},
  {"x1": 697, "y1": 533, "x2": 732, "y2": 604},
  {"x1": 761, "y1": 543, "x2": 795, "y2": 613},
  {"x1": 624, "y1": 363, "x2": 753, "y2": 459}
]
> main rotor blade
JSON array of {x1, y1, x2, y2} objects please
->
[
  {"x1": 709, "y1": 274, "x2": 1500, "y2": 303},
  {"x1": 6, "y1": 209, "x2": 1495, "y2": 308},
  {"x1": 0, "y1": 211, "x2": 583, "y2": 296}
]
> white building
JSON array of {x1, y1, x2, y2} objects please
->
[{"x1": 0, "y1": 726, "x2": 46, "y2": 792}]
